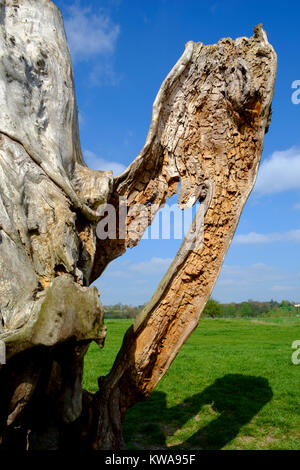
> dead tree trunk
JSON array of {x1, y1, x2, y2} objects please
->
[{"x1": 0, "y1": 0, "x2": 276, "y2": 450}]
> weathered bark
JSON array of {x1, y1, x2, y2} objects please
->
[{"x1": 0, "y1": 0, "x2": 276, "y2": 450}]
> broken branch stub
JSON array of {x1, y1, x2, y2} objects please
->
[{"x1": 0, "y1": 0, "x2": 276, "y2": 451}]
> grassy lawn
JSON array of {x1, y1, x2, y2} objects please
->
[{"x1": 83, "y1": 317, "x2": 300, "y2": 450}]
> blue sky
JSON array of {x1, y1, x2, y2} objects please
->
[{"x1": 55, "y1": 0, "x2": 300, "y2": 305}]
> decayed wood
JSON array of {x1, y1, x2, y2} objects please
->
[
  {"x1": 91, "y1": 25, "x2": 277, "y2": 449},
  {"x1": 0, "y1": 0, "x2": 276, "y2": 451}
]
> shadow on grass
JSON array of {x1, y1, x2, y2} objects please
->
[{"x1": 124, "y1": 374, "x2": 273, "y2": 450}]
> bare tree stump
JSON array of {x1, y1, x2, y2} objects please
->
[{"x1": 0, "y1": 0, "x2": 276, "y2": 450}]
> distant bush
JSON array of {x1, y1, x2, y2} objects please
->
[
  {"x1": 202, "y1": 299, "x2": 222, "y2": 318},
  {"x1": 104, "y1": 303, "x2": 146, "y2": 319},
  {"x1": 104, "y1": 299, "x2": 299, "y2": 319}
]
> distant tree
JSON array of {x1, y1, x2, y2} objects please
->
[
  {"x1": 105, "y1": 299, "x2": 297, "y2": 320},
  {"x1": 203, "y1": 299, "x2": 222, "y2": 318},
  {"x1": 224, "y1": 304, "x2": 236, "y2": 317},
  {"x1": 280, "y1": 300, "x2": 291, "y2": 311},
  {"x1": 237, "y1": 301, "x2": 254, "y2": 317}
]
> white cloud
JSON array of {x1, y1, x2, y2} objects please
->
[
  {"x1": 64, "y1": 4, "x2": 120, "y2": 63},
  {"x1": 213, "y1": 263, "x2": 300, "y2": 302},
  {"x1": 219, "y1": 263, "x2": 287, "y2": 284},
  {"x1": 234, "y1": 229, "x2": 300, "y2": 244},
  {"x1": 270, "y1": 285, "x2": 296, "y2": 292},
  {"x1": 293, "y1": 203, "x2": 300, "y2": 210},
  {"x1": 84, "y1": 150, "x2": 126, "y2": 177},
  {"x1": 78, "y1": 112, "x2": 84, "y2": 126},
  {"x1": 130, "y1": 257, "x2": 172, "y2": 275},
  {"x1": 105, "y1": 270, "x2": 132, "y2": 279},
  {"x1": 89, "y1": 62, "x2": 121, "y2": 86},
  {"x1": 94, "y1": 256, "x2": 174, "y2": 304},
  {"x1": 254, "y1": 147, "x2": 300, "y2": 194}
]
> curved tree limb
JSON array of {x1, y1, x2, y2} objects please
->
[{"x1": 91, "y1": 25, "x2": 277, "y2": 449}]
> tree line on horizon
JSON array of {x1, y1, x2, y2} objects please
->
[{"x1": 103, "y1": 299, "x2": 300, "y2": 319}]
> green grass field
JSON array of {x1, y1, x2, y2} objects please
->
[{"x1": 83, "y1": 317, "x2": 300, "y2": 450}]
